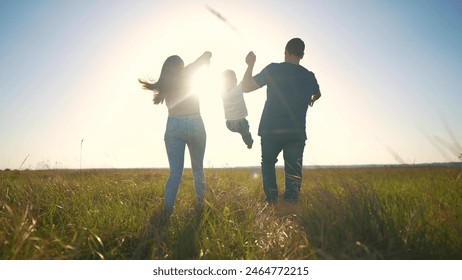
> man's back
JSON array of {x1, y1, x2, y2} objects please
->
[{"x1": 253, "y1": 62, "x2": 319, "y2": 139}]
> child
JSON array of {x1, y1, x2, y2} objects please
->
[{"x1": 221, "y1": 70, "x2": 253, "y2": 149}]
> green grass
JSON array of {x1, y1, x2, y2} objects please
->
[{"x1": 1, "y1": 167, "x2": 461, "y2": 259}]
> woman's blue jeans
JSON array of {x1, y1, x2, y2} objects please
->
[
  {"x1": 261, "y1": 136, "x2": 305, "y2": 202},
  {"x1": 163, "y1": 114, "x2": 206, "y2": 214}
]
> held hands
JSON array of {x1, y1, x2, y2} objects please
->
[
  {"x1": 242, "y1": 51, "x2": 258, "y2": 92},
  {"x1": 201, "y1": 51, "x2": 212, "y2": 65},
  {"x1": 246, "y1": 51, "x2": 256, "y2": 66},
  {"x1": 202, "y1": 51, "x2": 212, "y2": 59}
]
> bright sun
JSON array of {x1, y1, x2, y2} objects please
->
[
  {"x1": 191, "y1": 65, "x2": 227, "y2": 126},
  {"x1": 180, "y1": 29, "x2": 266, "y2": 154}
]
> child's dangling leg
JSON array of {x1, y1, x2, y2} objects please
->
[
  {"x1": 237, "y1": 118, "x2": 253, "y2": 149},
  {"x1": 241, "y1": 131, "x2": 253, "y2": 149},
  {"x1": 226, "y1": 119, "x2": 253, "y2": 149}
]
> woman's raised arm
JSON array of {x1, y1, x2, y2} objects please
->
[{"x1": 184, "y1": 51, "x2": 212, "y2": 73}]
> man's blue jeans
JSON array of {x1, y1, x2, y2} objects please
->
[
  {"x1": 261, "y1": 136, "x2": 305, "y2": 202},
  {"x1": 163, "y1": 114, "x2": 206, "y2": 214}
]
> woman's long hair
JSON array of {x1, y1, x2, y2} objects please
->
[{"x1": 139, "y1": 55, "x2": 184, "y2": 104}]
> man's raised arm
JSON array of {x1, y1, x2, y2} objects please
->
[{"x1": 242, "y1": 51, "x2": 260, "y2": 93}]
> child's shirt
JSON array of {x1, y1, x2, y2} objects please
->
[{"x1": 221, "y1": 83, "x2": 248, "y2": 121}]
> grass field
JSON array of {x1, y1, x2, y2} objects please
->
[{"x1": 1, "y1": 166, "x2": 461, "y2": 260}]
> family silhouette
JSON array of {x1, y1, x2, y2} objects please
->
[{"x1": 139, "y1": 38, "x2": 321, "y2": 215}]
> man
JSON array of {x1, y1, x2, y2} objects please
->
[{"x1": 242, "y1": 38, "x2": 321, "y2": 203}]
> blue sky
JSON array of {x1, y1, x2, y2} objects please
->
[{"x1": 1, "y1": 0, "x2": 461, "y2": 169}]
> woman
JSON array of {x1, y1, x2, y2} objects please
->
[{"x1": 139, "y1": 51, "x2": 212, "y2": 214}]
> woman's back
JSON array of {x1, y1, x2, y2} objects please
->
[{"x1": 164, "y1": 74, "x2": 200, "y2": 116}]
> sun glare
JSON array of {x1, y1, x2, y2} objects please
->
[
  {"x1": 178, "y1": 15, "x2": 252, "y2": 131},
  {"x1": 191, "y1": 65, "x2": 227, "y2": 128}
]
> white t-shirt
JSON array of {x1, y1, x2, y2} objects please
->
[{"x1": 221, "y1": 84, "x2": 248, "y2": 121}]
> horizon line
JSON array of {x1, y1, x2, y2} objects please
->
[{"x1": 4, "y1": 161, "x2": 462, "y2": 172}]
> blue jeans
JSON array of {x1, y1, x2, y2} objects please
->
[
  {"x1": 261, "y1": 136, "x2": 305, "y2": 202},
  {"x1": 163, "y1": 114, "x2": 206, "y2": 214},
  {"x1": 226, "y1": 118, "x2": 253, "y2": 148}
]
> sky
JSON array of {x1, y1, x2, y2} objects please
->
[{"x1": 1, "y1": 0, "x2": 461, "y2": 170}]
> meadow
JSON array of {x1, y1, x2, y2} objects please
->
[{"x1": 1, "y1": 166, "x2": 461, "y2": 260}]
